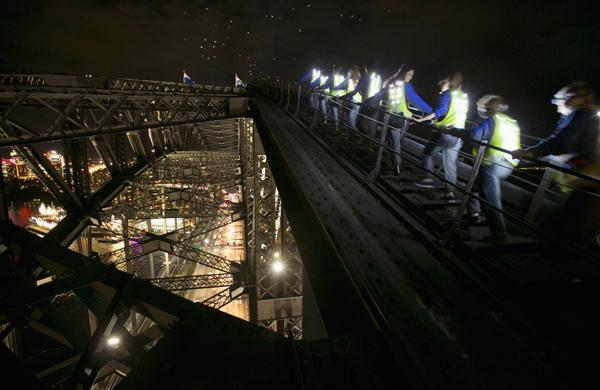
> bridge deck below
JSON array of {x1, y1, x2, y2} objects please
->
[{"x1": 253, "y1": 95, "x2": 565, "y2": 389}]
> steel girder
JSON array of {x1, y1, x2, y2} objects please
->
[
  {"x1": 0, "y1": 224, "x2": 295, "y2": 390},
  {"x1": 95, "y1": 212, "x2": 234, "y2": 247},
  {"x1": 1, "y1": 224, "x2": 401, "y2": 390},
  {"x1": 239, "y1": 118, "x2": 304, "y2": 337},
  {"x1": 192, "y1": 121, "x2": 241, "y2": 151},
  {"x1": 0, "y1": 74, "x2": 246, "y2": 95},
  {"x1": 147, "y1": 274, "x2": 235, "y2": 291},
  {"x1": 0, "y1": 75, "x2": 249, "y2": 148},
  {"x1": 97, "y1": 232, "x2": 239, "y2": 275}
]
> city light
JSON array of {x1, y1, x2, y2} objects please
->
[{"x1": 108, "y1": 338, "x2": 120, "y2": 346}]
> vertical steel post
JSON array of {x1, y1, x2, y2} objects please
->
[
  {"x1": 439, "y1": 140, "x2": 488, "y2": 244},
  {"x1": 284, "y1": 82, "x2": 291, "y2": 111},
  {"x1": 331, "y1": 99, "x2": 347, "y2": 152},
  {"x1": 149, "y1": 252, "x2": 155, "y2": 279},
  {"x1": 307, "y1": 98, "x2": 319, "y2": 133},
  {"x1": 278, "y1": 80, "x2": 285, "y2": 105},
  {"x1": 0, "y1": 152, "x2": 9, "y2": 221},
  {"x1": 525, "y1": 164, "x2": 554, "y2": 225},
  {"x1": 366, "y1": 111, "x2": 390, "y2": 183},
  {"x1": 293, "y1": 85, "x2": 301, "y2": 119},
  {"x1": 122, "y1": 217, "x2": 132, "y2": 274}
]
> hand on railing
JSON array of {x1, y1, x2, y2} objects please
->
[{"x1": 510, "y1": 149, "x2": 533, "y2": 160}]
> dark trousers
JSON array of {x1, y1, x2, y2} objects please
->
[
  {"x1": 357, "y1": 106, "x2": 378, "y2": 146},
  {"x1": 388, "y1": 116, "x2": 409, "y2": 167},
  {"x1": 468, "y1": 158, "x2": 513, "y2": 237}
]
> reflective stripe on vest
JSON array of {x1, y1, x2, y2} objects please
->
[
  {"x1": 367, "y1": 73, "x2": 382, "y2": 100},
  {"x1": 347, "y1": 78, "x2": 362, "y2": 103},
  {"x1": 387, "y1": 82, "x2": 412, "y2": 118},
  {"x1": 481, "y1": 114, "x2": 521, "y2": 166},
  {"x1": 331, "y1": 74, "x2": 345, "y2": 97},
  {"x1": 435, "y1": 90, "x2": 468, "y2": 129},
  {"x1": 311, "y1": 69, "x2": 320, "y2": 83},
  {"x1": 320, "y1": 76, "x2": 329, "y2": 93}
]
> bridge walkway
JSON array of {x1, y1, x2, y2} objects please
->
[{"x1": 251, "y1": 92, "x2": 584, "y2": 389}]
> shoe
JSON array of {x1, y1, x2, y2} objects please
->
[
  {"x1": 469, "y1": 213, "x2": 482, "y2": 224},
  {"x1": 483, "y1": 234, "x2": 507, "y2": 244},
  {"x1": 440, "y1": 192, "x2": 455, "y2": 203},
  {"x1": 395, "y1": 165, "x2": 401, "y2": 175},
  {"x1": 416, "y1": 178, "x2": 434, "y2": 188}
]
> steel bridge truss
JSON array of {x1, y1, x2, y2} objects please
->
[
  {"x1": 0, "y1": 75, "x2": 248, "y2": 149},
  {"x1": 240, "y1": 118, "x2": 303, "y2": 339},
  {"x1": 0, "y1": 74, "x2": 308, "y2": 388}
]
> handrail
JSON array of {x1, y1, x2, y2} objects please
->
[
  {"x1": 252, "y1": 77, "x2": 600, "y2": 251},
  {"x1": 264, "y1": 77, "x2": 600, "y2": 188}
]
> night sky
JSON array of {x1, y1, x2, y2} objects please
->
[{"x1": 2, "y1": 0, "x2": 599, "y2": 141}]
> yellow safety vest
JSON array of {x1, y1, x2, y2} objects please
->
[
  {"x1": 347, "y1": 78, "x2": 362, "y2": 103},
  {"x1": 435, "y1": 90, "x2": 468, "y2": 129},
  {"x1": 479, "y1": 114, "x2": 521, "y2": 166},
  {"x1": 387, "y1": 82, "x2": 412, "y2": 118},
  {"x1": 331, "y1": 74, "x2": 345, "y2": 97},
  {"x1": 367, "y1": 73, "x2": 382, "y2": 100},
  {"x1": 311, "y1": 69, "x2": 320, "y2": 83},
  {"x1": 320, "y1": 76, "x2": 329, "y2": 93}
]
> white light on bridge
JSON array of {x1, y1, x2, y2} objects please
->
[{"x1": 273, "y1": 262, "x2": 283, "y2": 272}]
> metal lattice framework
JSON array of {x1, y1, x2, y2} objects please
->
[
  {"x1": 0, "y1": 73, "x2": 244, "y2": 93},
  {"x1": 0, "y1": 74, "x2": 306, "y2": 389},
  {"x1": 239, "y1": 118, "x2": 304, "y2": 337},
  {"x1": 0, "y1": 75, "x2": 248, "y2": 149},
  {"x1": 98, "y1": 240, "x2": 239, "y2": 275},
  {"x1": 148, "y1": 274, "x2": 235, "y2": 291}
]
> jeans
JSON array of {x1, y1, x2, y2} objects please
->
[
  {"x1": 388, "y1": 116, "x2": 409, "y2": 167},
  {"x1": 468, "y1": 157, "x2": 513, "y2": 237},
  {"x1": 309, "y1": 92, "x2": 318, "y2": 109},
  {"x1": 357, "y1": 106, "x2": 378, "y2": 146},
  {"x1": 422, "y1": 132, "x2": 463, "y2": 192},
  {"x1": 331, "y1": 105, "x2": 339, "y2": 127},
  {"x1": 345, "y1": 102, "x2": 359, "y2": 130},
  {"x1": 319, "y1": 96, "x2": 329, "y2": 121}
]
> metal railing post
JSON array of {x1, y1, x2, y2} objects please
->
[
  {"x1": 284, "y1": 82, "x2": 291, "y2": 110},
  {"x1": 331, "y1": 99, "x2": 347, "y2": 152},
  {"x1": 524, "y1": 163, "x2": 554, "y2": 225},
  {"x1": 366, "y1": 112, "x2": 391, "y2": 183},
  {"x1": 307, "y1": 94, "x2": 319, "y2": 132},
  {"x1": 278, "y1": 80, "x2": 285, "y2": 105},
  {"x1": 439, "y1": 140, "x2": 488, "y2": 244},
  {"x1": 293, "y1": 85, "x2": 302, "y2": 118}
]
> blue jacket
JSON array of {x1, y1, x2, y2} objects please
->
[
  {"x1": 527, "y1": 107, "x2": 600, "y2": 166},
  {"x1": 344, "y1": 73, "x2": 371, "y2": 100},
  {"x1": 297, "y1": 71, "x2": 314, "y2": 84},
  {"x1": 404, "y1": 83, "x2": 433, "y2": 114},
  {"x1": 307, "y1": 77, "x2": 324, "y2": 89},
  {"x1": 317, "y1": 76, "x2": 343, "y2": 91},
  {"x1": 432, "y1": 91, "x2": 452, "y2": 118},
  {"x1": 371, "y1": 84, "x2": 433, "y2": 114},
  {"x1": 448, "y1": 116, "x2": 495, "y2": 142}
]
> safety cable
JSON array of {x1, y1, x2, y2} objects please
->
[
  {"x1": 295, "y1": 84, "x2": 600, "y2": 187},
  {"x1": 279, "y1": 79, "x2": 600, "y2": 202},
  {"x1": 260, "y1": 80, "x2": 599, "y2": 258}
]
